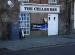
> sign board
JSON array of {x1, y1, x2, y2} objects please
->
[
  {"x1": 20, "y1": 3, "x2": 60, "y2": 13},
  {"x1": 31, "y1": 24, "x2": 48, "y2": 30}
]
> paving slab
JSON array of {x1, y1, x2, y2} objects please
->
[{"x1": 0, "y1": 35, "x2": 75, "y2": 50}]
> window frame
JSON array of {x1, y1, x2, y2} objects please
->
[{"x1": 48, "y1": 0, "x2": 57, "y2": 4}]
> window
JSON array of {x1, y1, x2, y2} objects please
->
[
  {"x1": 50, "y1": 8, "x2": 57, "y2": 11},
  {"x1": 19, "y1": 13, "x2": 30, "y2": 35},
  {"x1": 48, "y1": 0, "x2": 57, "y2": 4}
]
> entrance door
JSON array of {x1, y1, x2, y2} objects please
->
[{"x1": 48, "y1": 14, "x2": 58, "y2": 35}]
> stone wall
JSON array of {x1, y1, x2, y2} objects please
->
[{"x1": 58, "y1": 0, "x2": 67, "y2": 35}]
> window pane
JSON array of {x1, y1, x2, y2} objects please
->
[
  {"x1": 24, "y1": 21, "x2": 26, "y2": 23},
  {"x1": 24, "y1": 24, "x2": 26, "y2": 27},
  {"x1": 24, "y1": 13, "x2": 26, "y2": 16},
  {"x1": 24, "y1": 17, "x2": 26, "y2": 20},
  {"x1": 27, "y1": 24, "x2": 30, "y2": 27},
  {"x1": 27, "y1": 21, "x2": 30, "y2": 23},
  {"x1": 24, "y1": 31, "x2": 26, "y2": 34},
  {"x1": 26, "y1": 28, "x2": 30, "y2": 30},
  {"x1": 27, "y1": 13, "x2": 29, "y2": 16},
  {"x1": 27, "y1": 17, "x2": 29, "y2": 20},
  {"x1": 24, "y1": 28, "x2": 26, "y2": 31},
  {"x1": 21, "y1": 16, "x2": 23, "y2": 20},
  {"x1": 27, "y1": 31, "x2": 29, "y2": 34}
]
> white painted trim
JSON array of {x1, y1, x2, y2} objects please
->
[
  {"x1": 18, "y1": 0, "x2": 29, "y2": 2},
  {"x1": 21, "y1": 3, "x2": 60, "y2": 7}
]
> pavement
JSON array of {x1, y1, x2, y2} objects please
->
[{"x1": 0, "y1": 34, "x2": 75, "y2": 51}]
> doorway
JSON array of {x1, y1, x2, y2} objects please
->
[{"x1": 48, "y1": 14, "x2": 58, "y2": 35}]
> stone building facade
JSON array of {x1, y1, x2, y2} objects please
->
[
  {"x1": 66, "y1": 0, "x2": 75, "y2": 34},
  {"x1": 0, "y1": 0, "x2": 70, "y2": 39}
]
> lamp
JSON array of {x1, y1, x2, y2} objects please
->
[{"x1": 7, "y1": 0, "x2": 14, "y2": 8}]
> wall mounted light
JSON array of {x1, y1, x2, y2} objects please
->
[{"x1": 7, "y1": 0, "x2": 14, "y2": 8}]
